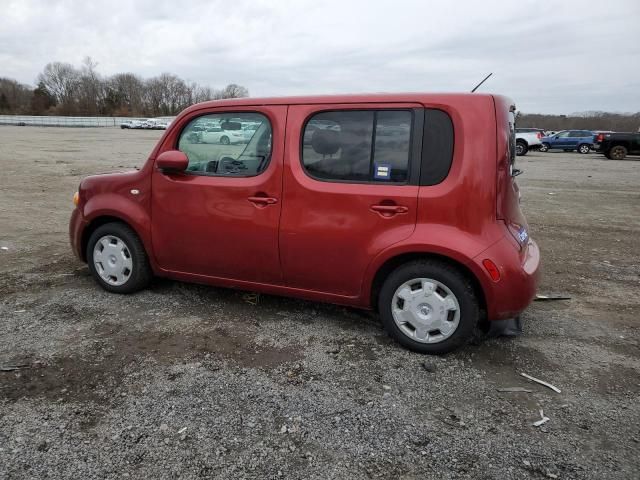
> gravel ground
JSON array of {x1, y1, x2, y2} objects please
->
[{"x1": 0, "y1": 126, "x2": 639, "y2": 479}]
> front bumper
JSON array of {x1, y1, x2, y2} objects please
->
[
  {"x1": 473, "y1": 235, "x2": 541, "y2": 321},
  {"x1": 69, "y1": 207, "x2": 87, "y2": 261}
]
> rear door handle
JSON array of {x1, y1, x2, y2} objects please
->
[
  {"x1": 370, "y1": 204, "x2": 409, "y2": 215},
  {"x1": 248, "y1": 196, "x2": 278, "y2": 206}
]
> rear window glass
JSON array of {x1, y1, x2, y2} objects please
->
[{"x1": 301, "y1": 110, "x2": 411, "y2": 183}]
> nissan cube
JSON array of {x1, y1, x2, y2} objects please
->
[{"x1": 69, "y1": 93, "x2": 540, "y2": 354}]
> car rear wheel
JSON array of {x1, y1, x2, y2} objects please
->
[
  {"x1": 578, "y1": 144, "x2": 591, "y2": 154},
  {"x1": 87, "y1": 222, "x2": 152, "y2": 294},
  {"x1": 539, "y1": 142, "x2": 550, "y2": 152},
  {"x1": 515, "y1": 140, "x2": 528, "y2": 156},
  {"x1": 609, "y1": 145, "x2": 628, "y2": 160},
  {"x1": 378, "y1": 260, "x2": 479, "y2": 354},
  {"x1": 220, "y1": 136, "x2": 230, "y2": 145}
]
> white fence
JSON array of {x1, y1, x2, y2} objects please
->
[{"x1": 0, "y1": 115, "x2": 174, "y2": 128}]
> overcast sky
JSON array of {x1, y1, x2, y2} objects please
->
[{"x1": 1, "y1": 0, "x2": 639, "y2": 114}]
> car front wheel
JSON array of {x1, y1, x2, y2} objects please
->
[
  {"x1": 539, "y1": 142, "x2": 550, "y2": 152},
  {"x1": 220, "y1": 136, "x2": 230, "y2": 145},
  {"x1": 87, "y1": 222, "x2": 152, "y2": 294},
  {"x1": 378, "y1": 260, "x2": 479, "y2": 354}
]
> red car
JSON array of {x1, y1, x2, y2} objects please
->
[{"x1": 69, "y1": 93, "x2": 540, "y2": 354}]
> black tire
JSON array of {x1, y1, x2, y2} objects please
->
[
  {"x1": 539, "y1": 142, "x2": 550, "y2": 152},
  {"x1": 609, "y1": 145, "x2": 627, "y2": 160},
  {"x1": 578, "y1": 144, "x2": 591, "y2": 154},
  {"x1": 220, "y1": 136, "x2": 230, "y2": 145},
  {"x1": 86, "y1": 222, "x2": 152, "y2": 294},
  {"x1": 378, "y1": 260, "x2": 480, "y2": 354},
  {"x1": 515, "y1": 140, "x2": 528, "y2": 156}
]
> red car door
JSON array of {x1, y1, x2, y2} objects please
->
[
  {"x1": 280, "y1": 103, "x2": 422, "y2": 298},
  {"x1": 150, "y1": 106, "x2": 286, "y2": 284}
]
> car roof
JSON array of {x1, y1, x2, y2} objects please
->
[{"x1": 186, "y1": 92, "x2": 498, "y2": 110}]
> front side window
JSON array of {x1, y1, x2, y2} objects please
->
[
  {"x1": 556, "y1": 131, "x2": 570, "y2": 138},
  {"x1": 302, "y1": 110, "x2": 411, "y2": 183},
  {"x1": 178, "y1": 112, "x2": 272, "y2": 176}
]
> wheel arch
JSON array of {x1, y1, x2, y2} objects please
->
[
  {"x1": 81, "y1": 214, "x2": 149, "y2": 263},
  {"x1": 369, "y1": 252, "x2": 488, "y2": 324},
  {"x1": 609, "y1": 140, "x2": 630, "y2": 149}
]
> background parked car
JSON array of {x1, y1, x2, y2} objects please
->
[
  {"x1": 539, "y1": 130, "x2": 595, "y2": 154},
  {"x1": 152, "y1": 121, "x2": 169, "y2": 130},
  {"x1": 515, "y1": 130, "x2": 542, "y2": 156},
  {"x1": 240, "y1": 123, "x2": 260, "y2": 142},
  {"x1": 515, "y1": 127, "x2": 546, "y2": 135},
  {"x1": 595, "y1": 131, "x2": 640, "y2": 159},
  {"x1": 591, "y1": 130, "x2": 615, "y2": 151},
  {"x1": 199, "y1": 123, "x2": 245, "y2": 145},
  {"x1": 120, "y1": 120, "x2": 144, "y2": 129}
]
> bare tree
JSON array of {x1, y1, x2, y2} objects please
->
[
  {"x1": 0, "y1": 77, "x2": 33, "y2": 114},
  {"x1": 216, "y1": 83, "x2": 249, "y2": 99},
  {"x1": 107, "y1": 73, "x2": 145, "y2": 115},
  {"x1": 3, "y1": 60, "x2": 250, "y2": 116},
  {"x1": 77, "y1": 57, "x2": 105, "y2": 115},
  {"x1": 37, "y1": 62, "x2": 80, "y2": 114}
]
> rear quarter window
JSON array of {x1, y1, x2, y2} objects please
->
[{"x1": 420, "y1": 109, "x2": 454, "y2": 185}]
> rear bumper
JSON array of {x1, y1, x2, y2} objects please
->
[
  {"x1": 69, "y1": 207, "x2": 87, "y2": 261},
  {"x1": 473, "y1": 236, "x2": 540, "y2": 321}
]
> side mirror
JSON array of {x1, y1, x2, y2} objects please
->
[{"x1": 156, "y1": 150, "x2": 188, "y2": 172}]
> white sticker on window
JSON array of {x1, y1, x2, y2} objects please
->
[{"x1": 374, "y1": 163, "x2": 391, "y2": 180}]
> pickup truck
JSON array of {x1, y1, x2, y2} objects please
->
[
  {"x1": 594, "y1": 132, "x2": 640, "y2": 160},
  {"x1": 515, "y1": 130, "x2": 542, "y2": 156}
]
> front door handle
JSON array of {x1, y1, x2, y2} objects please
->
[
  {"x1": 370, "y1": 204, "x2": 409, "y2": 216},
  {"x1": 248, "y1": 196, "x2": 278, "y2": 206}
]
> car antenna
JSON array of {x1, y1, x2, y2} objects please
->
[{"x1": 471, "y1": 73, "x2": 493, "y2": 93}]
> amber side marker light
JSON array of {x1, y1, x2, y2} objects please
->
[
  {"x1": 482, "y1": 259, "x2": 501, "y2": 282},
  {"x1": 73, "y1": 191, "x2": 79, "y2": 206}
]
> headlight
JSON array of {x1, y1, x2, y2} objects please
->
[{"x1": 73, "y1": 191, "x2": 79, "y2": 206}]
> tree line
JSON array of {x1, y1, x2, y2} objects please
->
[
  {"x1": 516, "y1": 111, "x2": 639, "y2": 132},
  {"x1": 0, "y1": 57, "x2": 248, "y2": 117},
  {"x1": 2, "y1": 60, "x2": 639, "y2": 130}
]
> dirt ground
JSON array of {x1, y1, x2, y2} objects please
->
[{"x1": 0, "y1": 126, "x2": 638, "y2": 479}]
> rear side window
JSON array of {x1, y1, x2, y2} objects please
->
[
  {"x1": 420, "y1": 109, "x2": 454, "y2": 185},
  {"x1": 301, "y1": 110, "x2": 412, "y2": 183}
]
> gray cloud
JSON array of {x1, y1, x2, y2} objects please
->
[{"x1": 1, "y1": 0, "x2": 639, "y2": 114}]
